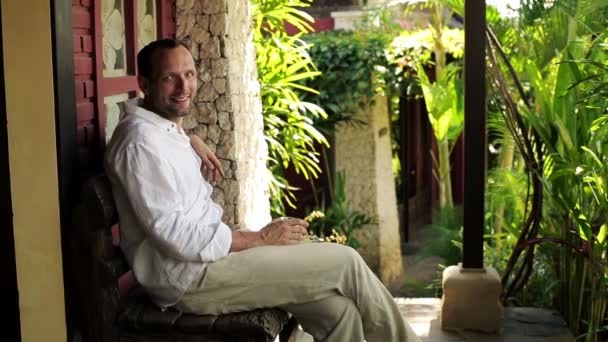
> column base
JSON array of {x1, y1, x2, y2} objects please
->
[{"x1": 441, "y1": 263, "x2": 503, "y2": 333}]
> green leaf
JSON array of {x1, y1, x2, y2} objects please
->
[{"x1": 598, "y1": 224, "x2": 607, "y2": 245}]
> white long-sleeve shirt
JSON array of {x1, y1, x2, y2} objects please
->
[{"x1": 104, "y1": 98, "x2": 232, "y2": 309}]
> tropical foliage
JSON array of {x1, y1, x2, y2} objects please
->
[
  {"x1": 251, "y1": 0, "x2": 328, "y2": 216},
  {"x1": 483, "y1": 1, "x2": 608, "y2": 340},
  {"x1": 304, "y1": 172, "x2": 373, "y2": 249},
  {"x1": 252, "y1": 1, "x2": 608, "y2": 338}
]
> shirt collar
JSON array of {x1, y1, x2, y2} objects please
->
[{"x1": 121, "y1": 97, "x2": 185, "y2": 136}]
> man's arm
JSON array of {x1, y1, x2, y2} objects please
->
[
  {"x1": 188, "y1": 134, "x2": 224, "y2": 182},
  {"x1": 230, "y1": 217, "x2": 309, "y2": 252},
  {"x1": 110, "y1": 140, "x2": 231, "y2": 262}
]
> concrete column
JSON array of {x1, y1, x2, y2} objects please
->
[{"x1": 334, "y1": 92, "x2": 404, "y2": 285}]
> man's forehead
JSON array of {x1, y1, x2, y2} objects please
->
[{"x1": 153, "y1": 46, "x2": 195, "y2": 73}]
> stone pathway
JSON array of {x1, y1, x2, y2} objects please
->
[
  {"x1": 398, "y1": 298, "x2": 574, "y2": 342},
  {"x1": 285, "y1": 298, "x2": 574, "y2": 341},
  {"x1": 286, "y1": 231, "x2": 574, "y2": 341}
]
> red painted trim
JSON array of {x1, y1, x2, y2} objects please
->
[
  {"x1": 125, "y1": 0, "x2": 137, "y2": 75},
  {"x1": 285, "y1": 17, "x2": 335, "y2": 35},
  {"x1": 158, "y1": 0, "x2": 169, "y2": 39},
  {"x1": 103, "y1": 76, "x2": 138, "y2": 94},
  {"x1": 93, "y1": 0, "x2": 105, "y2": 148},
  {"x1": 88, "y1": 0, "x2": 175, "y2": 146},
  {"x1": 73, "y1": 6, "x2": 92, "y2": 29},
  {"x1": 77, "y1": 102, "x2": 96, "y2": 123}
]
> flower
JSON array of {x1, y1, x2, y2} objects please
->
[{"x1": 304, "y1": 210, "x2": 325, "y2": 222}]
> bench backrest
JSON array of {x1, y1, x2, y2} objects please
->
[{"x1": 71, "y1": 174, "x2": 132, "y2": 342}]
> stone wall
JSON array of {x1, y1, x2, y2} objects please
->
[
  {"x1": 335, "y1": 92, "x2": 404, "y2": 285},
  {"x1": 176, "y1": 0, "x2": 270, "y2": 229}
]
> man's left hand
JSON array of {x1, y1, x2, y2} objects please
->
[{"x1": 188, "y1": 134, "x2": 225, "y2": 182}]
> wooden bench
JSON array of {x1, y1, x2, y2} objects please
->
[{"x1": 69, "y1": 174, "x2": 297, "y2": 342}]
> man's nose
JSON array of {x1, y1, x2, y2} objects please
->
[{"x1": 176, "y1": 76, "x2": 186, "y2": 90}]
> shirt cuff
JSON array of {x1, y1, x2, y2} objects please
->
[{"x1": 198, "y1": 221, "x2": 232, "y2": 263}]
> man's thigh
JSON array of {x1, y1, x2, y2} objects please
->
[{"x1": 178, "y1": 242, "x2": 360, "y2": 315}]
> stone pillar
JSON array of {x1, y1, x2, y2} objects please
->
[
  {"x1": 334, "y1": 92, "x2": 404, "y2": 285},
  {"x1": 176, "y1": 0, "x2": 271, "y2": 230}
]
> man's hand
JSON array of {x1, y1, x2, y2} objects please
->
[
  {"x1": 260, "y1": 217, "x2": 309, "y2": 245},
  {"x1": 188, "y1": 134, "x2": 225, "y2": 182},
  {"x1": 230, "y1": 217, "x2": 309, "y2": 252}
]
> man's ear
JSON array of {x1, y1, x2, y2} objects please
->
[{"x1": 137, "y1": 75, "x2": 149, "y2": 96}]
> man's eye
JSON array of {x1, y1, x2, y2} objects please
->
[
  {"x1": 186, "y1": 71, "x2": 195, "y2": 79},
  {"x1": 164, "y1": 75, "x2": 175, "y2": 82}
]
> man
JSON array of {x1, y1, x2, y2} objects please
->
[{"x1": 105, "y1": 39, "x2": 419, "y2": 342}]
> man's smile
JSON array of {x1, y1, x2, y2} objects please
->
[{"x1": 171, "y1": 95, "x2": 190, "y2": 103}]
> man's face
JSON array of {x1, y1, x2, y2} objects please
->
[{"x1": 139, "y1": 46, "x2": 197, "y2": 120}]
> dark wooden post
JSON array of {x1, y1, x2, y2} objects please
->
[
  {"x1": 52, "y1": 1, "x2": 78, "y2": 341},
  {"x1": 462, "y1": 0, "x2": 486, "y2": 269}
]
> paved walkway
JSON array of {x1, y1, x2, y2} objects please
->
[
  {"x1": 398, "y1": 298, "x2": 574, "y2": 342},
  {"x1": 288, "y1": 297, "x2": 574, "y2": 341}
]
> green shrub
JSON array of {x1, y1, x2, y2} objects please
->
[{"x1": 304, "y1": 172, "x2": 373, "y2": 249}]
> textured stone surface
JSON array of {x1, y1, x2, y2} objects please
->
[
  {"x1": 211, "y1": 58, "x2": 229, "y2": 78},
  {"x1": 197, "y1": 82, "x2": 220, "y2": 102},
  {"x1": 213, "y1": 78, "x2": 227, "y2": 94},
  {"x1": 182, "y1": 113, "x2": 198, "y2": 130},
  {"x1": 215, "y1": 94, "x2": 231, "y2": 112},
  {"x1": 197, "y1": 59, "x2": 212, "y2": 82},
  {"x1": 218, "y1": 111, "x2": 231, "y2": 130},
  {"x1": 191, "y1": 25, "x2": 210, "y2": 44},
  {"x1": 177, "y1": 13, "x2": 196, "y2": 40},
  {"x1": 335, "y1": 91, "x2": 403, "y2": 284},
  {"x1": 210, "y1": 14, "x2": 226, "y2": 36},
  {"x1": 199, "y1": 35, "x2": 221, "y2": 58},
  {"x1": 224, "y1": 0, "x2": 270, "y2": 230},
  {"x1": 217, "y1": 130, "x2": 235, "y2": 159},
  {"x1": 192, "y1": 125, "x2": 208, "y2": 141},
  {"x1": 202, "y1": 0, "x2": 226, "y2": 14},
  {"x1": 212, "y1": 188, "x2": 225, "y2": 207},
  {"x1": 196, "y1": 14, "x2": 209, "y2": 31},
  {"x1": 196, "y1": 102, "x2": 217, "y2": 124},
  {"x1": 177, "y1": 0, "x2": 270, "y2": 228},
  {"x1": 207, "y1": 125, "x2": 221, "y2": 144}
]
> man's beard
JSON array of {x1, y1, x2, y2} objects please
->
[
  {"x1": 149, "y1": 97, "x2": 191, "y2": 119},
  {"x1": 161, "y1": 102, "x2": 190, "y2": 117}
]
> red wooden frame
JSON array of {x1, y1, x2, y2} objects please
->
[{"x1": 93, "y1": 0, "x2": 169, "y2": 147}]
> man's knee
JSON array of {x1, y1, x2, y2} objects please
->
[
  {"x1": 334, "y1": 243, "x2": 365, "y2": 267},
  {"x1": 320, "y1": 242, "x2": 360, "y2": 259}
]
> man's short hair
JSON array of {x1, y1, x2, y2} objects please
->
[{"x1": 137, "y1": 39, "x2": 190, "y2": 80}]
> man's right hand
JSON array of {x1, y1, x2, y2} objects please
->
[{"x1": 260, "y1": 217, "x2": 309, "y2": 245}]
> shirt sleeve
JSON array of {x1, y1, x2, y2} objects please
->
[{"x1": 110, "y1": 139, "x2": 232, "y2": 262}]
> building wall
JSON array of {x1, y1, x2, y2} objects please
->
[
  {"x1": 72, "y1": 0, "x2": 176, "y2": 175},
  {"x1": 72, "y1": 0, "x2": 97, "y2": 172},
  {"x1": 1, "y1": 1, "x2": 67, "y2": 341}
]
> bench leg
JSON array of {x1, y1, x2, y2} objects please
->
[{"x1": 278, "y1": 316, "x2": 300, "y2": 342}]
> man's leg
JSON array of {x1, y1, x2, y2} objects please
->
[
  {"x1": 177, "y1": 243, "x2": 419, "y2": 342},
  {"x1": 281, "y1": 295, "x2": 364, "y2": 342}
]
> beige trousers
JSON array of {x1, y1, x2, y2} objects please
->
[{"x1": 176, "y1": 243, "x2": 420, "y2": 342}]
